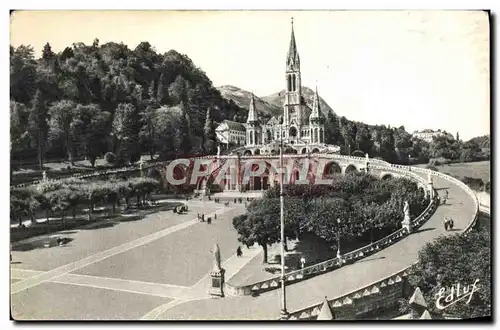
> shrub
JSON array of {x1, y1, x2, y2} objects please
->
[
  {"x1": 462, "y1": 176, "x2": 484, "y2": 191},
  {"x1": 484, "y1": 181, "x2": 491, "y2": 194},
  {"x1": 105, "y1": 152, "x2": 117, "y2": 166}
]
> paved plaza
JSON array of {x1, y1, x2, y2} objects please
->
[
  {"x1": 10, "y1": 171, "x2": 476, "y2": 320},
  {"x1": 10, "y1": 199, "x2": 260, "y2": 320}
]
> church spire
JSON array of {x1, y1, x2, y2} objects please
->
[
  {"x1": 247, "y1": 93, "x2": 259, "y2": 123},
  {"x1": 310, "y1": 84, "x2": 321, "y2": 120},
  {"x1": 286, "y1": 17, "x2": 300, "y2": 70}
]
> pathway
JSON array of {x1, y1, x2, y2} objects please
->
[{"x1": 151, "y1": 172, "x2": 476, "y2": 320}]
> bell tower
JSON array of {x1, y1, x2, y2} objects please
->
[{"x1": 284, "y1": 18, "x2": 302, "y2": 139}]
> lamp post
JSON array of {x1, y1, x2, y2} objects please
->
[
  {"x1": 279, "y1": 130, "x2": 288, "y2": 320},
  {"x1": 336, "y1": 218, "x2": 341, "y2": 259}
]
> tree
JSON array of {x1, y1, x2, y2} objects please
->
[
  {"x1": 157, "y1": 73, "x2": 168, "y2": 105},
  {"x1": 153, "y1": 107, "x2": 176, "y2": 160},
  {"x1": 139, "y1": 101, "x2": 158, "y2": 159},
  {"x1": 168, "y1": 75, "x2": 189, "y2": 104},
  {"x1": 407, "y1": 225, "x2": 491, "y2": 319},
  {"x1": 324, "y1": 111, "x2": 342, "y2": 146},
  {"x1": 233, "y1": 199, "x2": 280, "y2": 263},
  {"x1": 175, "y1": 102, "x2": 192, "y2": 156},
  {"x1": 112, "y1": 103, "x2": 140, "y2": 164},
  {"x1": 10, "y1": 45, "x2": 37, "y2": 104},
  {"x1": 203, "y1": 108, "x2": 216, "y2": 154},
  {"x1": 10, "y1": 101, "x2": 30, "y2": 154},
  {"x1": 48, "y1": 100, "x2": 77, "y2": 164},
  {"x1": 29, "y1": 89, "x2": 48, "y2": 169},
  {"x1": 393, "y1": 127, "x2": 413, "y2": 164},
  {"x1": 379, "y1": 128, "x2": 398, "y2": 163},
  {"x1": 72, "y1": 104, "x2": 110, "y2": 167},
  {"x1": 355, "y1": 124, "x2": 374, "y2": 155},
  {"x1": 41, "y1": 42, "x2": 56, "y2": 67}
]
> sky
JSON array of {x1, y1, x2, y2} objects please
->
[{"x1": 10, "y1": 10, "x2": 490, "y2": 140}]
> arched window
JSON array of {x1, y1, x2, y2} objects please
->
[
  {"x1": 287, "y1": 75, "x2": 292, "y2": 92},
  {"x1": 292, "y1": 74, "x2": 296, "y2": 91}
]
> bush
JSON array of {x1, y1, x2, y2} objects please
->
[
  {"x1": 426, "y1": 165, "x2": 438, "y2": 172},
  {"x1": 462, "y1": 176, "x2": 484, "y2": 191},
  {"x1": 104, "y1": 152, "x2": 117, "y2": 166},
  {"x1": 484, "y1": 181, "x2": 490, "y2": 194}
]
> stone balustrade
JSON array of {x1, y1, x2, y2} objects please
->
[
  {"x1": 225, "y1": 164, "x2": 439, "y2": 297},
  {"x1": 286, "y1": 166, "x2": 480, "y2": 320}
]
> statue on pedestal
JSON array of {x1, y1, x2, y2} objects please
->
[
  {"x1": 42, "y1": 171, "x2": 47, "y2": 182},
  {"x1": 402, "y1": 200, "x2": 411, "y2": 233},
  {"x1": 209, "y1": 243, "x2": 225, "y2": 297}
]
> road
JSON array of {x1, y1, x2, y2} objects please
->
[
  {"x1": 152, "y1": 173, "x2": 476, "y2": 320},
  {"x1": 10, "y1": 171, "x2": 476, "y2": 320},
  {"x1": 10, "y1": 199, "x2": 252, "y2": 320}
]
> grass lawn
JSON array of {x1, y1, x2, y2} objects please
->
[
  {"x1": 10, "y1": 199, "x2": 183, "y2": 244},
  {"x1": 416, "y1": 160, "x2": 490, "y2": 182},
  {"x1": 10, "y1": 155, "x2": 156, "y2": 185}
]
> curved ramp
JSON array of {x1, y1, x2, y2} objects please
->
[{"x1": 155, "y1": 171, "x2": 477, "y2": 320}]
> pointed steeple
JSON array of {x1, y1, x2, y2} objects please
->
[
  {"x1": 419, "y1": 310, "x2": 432, "y2": 319},
  {"x1": 310, "y1": 84, "x2": 322, "y2": 121},
  {"x1": 317, "y1": 296, "x2": 334, "y2": 320},
  {"x1": 247, "y1": 93, "x2": 259, "y2": 123},
  {"x1": 286, "y1": 17, "x2": 300, "y2": 70}
]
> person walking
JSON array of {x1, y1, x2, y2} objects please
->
[
  {"x1": 449, "y1": 218, "x2": 454, "y2": 230},
  {"x1": 214, "y1": 213, "x2": 217, "y2": 220},
  {"x1": 236, "y1": 246, "x2": 242, "y2": 257},
  {"x1": 201, "y1": 214, "x2": 205, "y2": 222},
  {"x1": 443, "y1": 217, "x2": 449, "y2": 231},
  {"x1": 207, "y1": 217, "x2": 212, "y2": 225}
]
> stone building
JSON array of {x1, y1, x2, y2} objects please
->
[{"x1": 216, "y1": 20, "x2": 338, "y2": 155}]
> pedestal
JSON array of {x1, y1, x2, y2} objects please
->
[
  {"x1": 402, "y1": 216, "x2": 411, "y2": 233},
  {"x1": 427, "y1": 183, "x2": 434, "y2": 199},
  {"x1": 209, "y1": 268, "x2": 225, "y2": 297}
]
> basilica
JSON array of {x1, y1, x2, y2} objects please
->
[{"x1": 216, "y1": 20, "x2": 339, "y2": 155}]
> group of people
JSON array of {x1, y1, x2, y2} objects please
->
[
  {"x1": 197, "y1": 213, "x2": 215, "y2": 225},
  {"x1": 443, "y1": 217, "x2": 455, "y2": 231}
]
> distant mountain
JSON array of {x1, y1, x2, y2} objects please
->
[
  {"x1": 216, "y1": 85, "x2": 282, "y2": 118},
  {"x1": 261, "y1": 86, "x2": 334, "y2": 117},
  {"x1": 216, "y1": 85, "x2": 335, "y2": 122}
]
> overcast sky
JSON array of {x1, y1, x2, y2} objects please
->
[{"x1": 10, "y1": 10, "x2": 490, "y2": 140}]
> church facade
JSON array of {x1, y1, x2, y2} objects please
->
[
  {"x1": 217, "y1": 20, "x2": 339, "y2": 155},
  {"x1": 245, "y1": 21, "x2": 325, "y2": 148}
]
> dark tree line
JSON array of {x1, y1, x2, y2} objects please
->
[
  {"x1": 233, "y1": 174, "x2": 428, "y2": 263},
  {"x1": 10, "y1": 41, "x2": 489, "y2": 169},
  {"x1": 323, "y1": 112, "x2": 490, "y2": 165},
  {"x1": 10, "y1": 41, "x2": 245, "y2": 168}
]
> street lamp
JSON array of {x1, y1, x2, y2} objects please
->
[
  {"x1": 336, "y1": 218, "x2": 341, "y2": 259},
  {"x1": 279, "y1": 128, "x2": 288, "y2": 320}
]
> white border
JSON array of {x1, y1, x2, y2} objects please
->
[{"x1": 2, "y1": 1, "x2": 497, "y2": 329}]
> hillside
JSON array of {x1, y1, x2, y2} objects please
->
[
  {"x1": 216, "y1": 85, "x2": 282, "y2": 117},
  {"x1": 261, "y1": 86, "x2": 334, "y2": 117}
]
